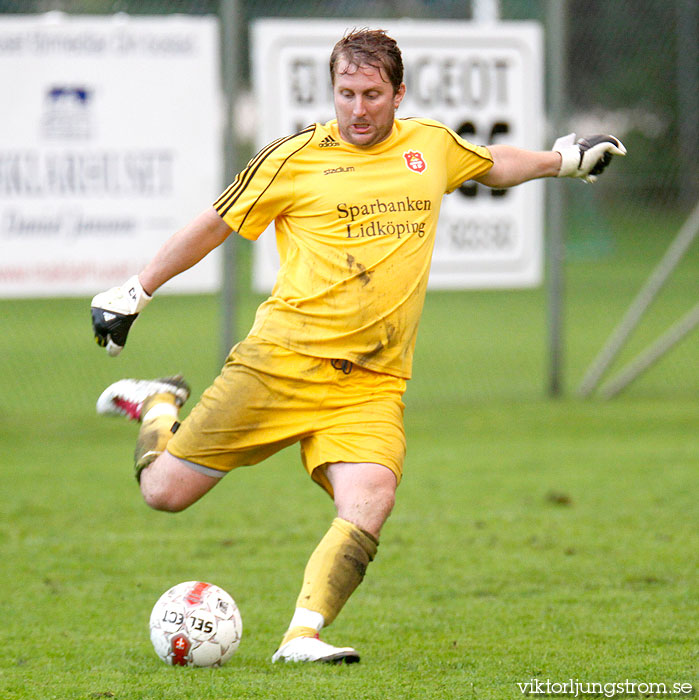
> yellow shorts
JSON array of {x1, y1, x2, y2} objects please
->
[{"x1": 167, "y1": 336, "x2": 407, "y2": 496}]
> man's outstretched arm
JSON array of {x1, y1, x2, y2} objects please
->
[
  {"x1": 91, "y1": 207, "x2": 231, "y2": 356},
  {"x1": 475, "y1": 134, "x2": 626, "y2": 188},
  {"x1": 138, "y1": 206, "x2": 232, "y2": 295},
  {"x1": 475, "y1": 145, "x2": 561, "y2": 188}
]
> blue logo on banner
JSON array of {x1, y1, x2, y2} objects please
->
[{"x1": 41, "y1": 85, "x2": 93, "y2": 140}]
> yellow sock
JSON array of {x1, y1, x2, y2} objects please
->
[
  {"x1": 288, "y1": 517, "x2": 378, "y2": 640},
  {"x1": 134, "y1": 394, "x2": 179, "y2": 480}
]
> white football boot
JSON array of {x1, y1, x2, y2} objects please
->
[
  {"x1": 96, "y1": 375, "x2": 190, "y2": 422},
  {"x1": 271, "y1": 635, "x2": 360, "y2": 664}
]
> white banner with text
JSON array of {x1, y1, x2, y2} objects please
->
[
  {"x1": 0, "y1": 13, "x2": 222, "y2": 297},
  {"x1": 251, "y1": 19, "x2": 544, "y2": 291}
]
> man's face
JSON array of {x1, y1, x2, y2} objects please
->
[{"x1": 333, "y1": 59, "x2": 405, "y2": 148}]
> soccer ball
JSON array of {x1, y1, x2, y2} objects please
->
[{"x1": 149, "y1": 581, "x2": 243, "y2": 667}]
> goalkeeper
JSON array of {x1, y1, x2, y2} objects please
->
[{"x1": 91, "y1": 28, "x2": 625, "y2": 664}]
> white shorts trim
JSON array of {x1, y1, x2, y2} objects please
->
[{"x1": 167, "y1": 452, "x2": 228, "y2": 479}]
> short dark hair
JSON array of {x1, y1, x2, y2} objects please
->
[{"x1": 329, "y1": 28, "x2": 404, "y2": 93}]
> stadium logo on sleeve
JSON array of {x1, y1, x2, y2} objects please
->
[{"x1": 403, "y1": 150, "x2": 426, "y2": 173}]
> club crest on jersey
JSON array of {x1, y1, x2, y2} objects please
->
[{"x1": 403, "y1": 150, "x2": 426, "y2": 173}]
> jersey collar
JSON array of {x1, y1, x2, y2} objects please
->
[{"x1": 327, "y1": 119, "x2": 400, "y2": 154}]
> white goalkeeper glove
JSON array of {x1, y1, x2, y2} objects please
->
[
  {"x1": 554, "y1": 133, "x2": 626, "y2": 183},
  {"x1": 91, "y1": 275, "x2": 151, "y2": 356}
]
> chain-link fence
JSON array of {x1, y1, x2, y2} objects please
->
[{"x1": 1, "y1": 0, "x2": 697, "y2": 416}]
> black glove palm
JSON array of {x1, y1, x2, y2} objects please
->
[
  {"x1": 90, "y1": 276, "x2": 151, "y2": 356},
  {"x1": 554, "y1": 133, "x2": 626, "y2": 183}
]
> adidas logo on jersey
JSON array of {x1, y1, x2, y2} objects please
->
[{"x1": 319, "y1": 135, "x2": 340, "y2": 148}]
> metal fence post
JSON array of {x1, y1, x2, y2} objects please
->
[
  {"x1": 546, "y1": 0, "x2": 568, "y2": 396},
  {"x1": 219, "y1": 0, "x2": 241, "y2": 364},
  {"x1": 676, "y1": 0, "x2": 699, "y2": 205}
]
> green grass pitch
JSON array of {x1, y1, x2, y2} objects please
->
[{"x1": 0, "y1": 210, "x2": 697, "y2": 699}]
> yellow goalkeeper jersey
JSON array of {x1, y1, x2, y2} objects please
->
[{"x1": 214, "y1": 117, "x2": 493, "y2": 379}]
